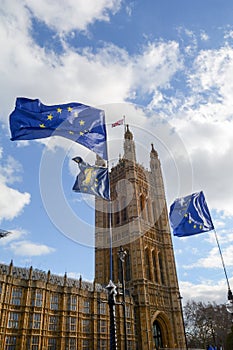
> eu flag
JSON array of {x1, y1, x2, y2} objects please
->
[
  {"x1": 9, "y1": 98, "x2": 108, "y2": 160},
  {"x1": 169, "y1": 191, "x2": 214, "y2": 237},
  {"x1": 72, "y1": 157, "x2": 110, "y2": 200}
]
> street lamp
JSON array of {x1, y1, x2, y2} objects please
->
[
  {"x1": 118, "y1": 246, "x2": 128, "y2": 350},
  {"x1": 106, "y1": 280, "x2": 118, "y2": 350},
  {"x1": 226, "y1": 288, "x2": 233, "y2": 315}
]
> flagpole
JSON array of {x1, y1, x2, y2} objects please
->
[
  {"x1": 108, "y1": 172, "x2": 113, "y2": 281},
  {"x1": 106, "y1": 158, "x2": 118, "y2": 349},
  {"x1": 213, "y1": 229, "x2": 231, "y2": 292},
  {"x1": 123, "y1": 115, "x2": 126, "y2": 133}
]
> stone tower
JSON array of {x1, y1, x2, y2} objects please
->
[{"x1": 95, "y1": 125, "x2": 186, "y2": 349}]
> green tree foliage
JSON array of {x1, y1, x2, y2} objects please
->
[{"x1": 183, "y1": 300, "x2": 233, "y2": 349}]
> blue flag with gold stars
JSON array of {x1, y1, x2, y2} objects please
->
[
  {"x1": 72, "y1": 157, "x2": 110, "y2": 200},
  {"x1": 169, "y1": 191, "x2": 214, "y2": 237},
  {"x1": 9, "y1": 98, "x2": 108, "y2": 160}
]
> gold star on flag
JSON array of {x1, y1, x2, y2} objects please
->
[
  {"x1": 67, "y1": 107, "x2": 73, "y2": 112},
  {"x1": 69, "y1": 131, "x2": 74, "y2": 135},
  {"x1": 79, "y1": 131, "x2": 84, "y2": 136},
  {"x1": 184, "y1": 213, "x2": 188, "y2": 217},
  {"x1": 47, "y1": 114, "x2": 53, "y2": 120},
  {"x1": 39, "y1": 124, "x2": 46, "y2": 128},
  {"x1": 57, "y1": 108, "x2": 62, "y2": 113},
  {"x1": 79, "y1": 120, "x2": 85, "y2": 126},
  {"x1": 193, "y1": 224, "x2": 196, "y2": 228}
]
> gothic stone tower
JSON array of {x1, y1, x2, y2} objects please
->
[{"x1": 95, "y1": 125, "x2": 186, "y2": 349}]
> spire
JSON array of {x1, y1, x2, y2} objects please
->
[
  {"x1": 123, "y1": 125, "x2": 136, "y2": 162},
  {"x1": 150, "y1": 143, "x2": 158, "y2": 158},
  {"x1": 125, "y1": 124, "x2": 133, "y2": 140},
  {"x1": 150, "y1": 143, "x2": 159, "y2": 171}
]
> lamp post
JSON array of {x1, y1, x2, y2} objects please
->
[
  {"x1": 118, "y1": 246, "x2": 128, "y2": 350},
  {"x1": 106, "y1": 280, "x2": 118, "y2": 350},
  {"x1": 226, "y1": 288, "x2": 233, "y2": 317}
]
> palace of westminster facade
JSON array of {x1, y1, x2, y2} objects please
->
[{"x1": 0, "y1": 126, "x2": 186, "y2": 349}]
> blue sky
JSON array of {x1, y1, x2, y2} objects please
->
[{"x1": 1, "y1": 0, "x2": 233, "y2": 304}]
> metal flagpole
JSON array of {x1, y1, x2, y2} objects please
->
[
  {"x1": 213, "y1": 229, "x2": 233, "y2": 308},
  {"x1": 106, "y1": 159, "x2": 118, "y2": 350},
  {"x1": 213, "y1": 229, "x2": 231, "y2": 291}
]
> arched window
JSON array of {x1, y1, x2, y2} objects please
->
[
  {"x1": 152, "y1": 320, "x2": 163, "y2": 349},
  {"x1": 139, "y1": 194, "x2": 145, "y2": 219},
  {"x1": 152, "y1": 250, "x2": 158, "y2": 283},
  {"x1": 147, "y1": 199, "x2": 152, "y2": 223},
  {"x1": 121, "y1": 197, "x2": 127, "y2": 222},
  {"x1": 125, "y1": 253, "x2": 131, "y2": 282},
  {"x1": 115, "y1": 201, "x2": 120, "y2": 225},
  {"x1": 158, "y1": 253, "x2": 165, "y2": 285},
  {"x1": 145, "y1": 248, "x2": 151, "y2": 280}
]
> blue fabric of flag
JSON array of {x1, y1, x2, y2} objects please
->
[
  {"x1": 9, "y1": 97, "x2": 108, "y2": 160},
  {"x1": 169, "y1": 191, "x2": 214, "y2": 237},
  {"x1": 72, "y1": 157, "x2": 110, "y2": 200}
]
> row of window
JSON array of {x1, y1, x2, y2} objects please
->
[
  {"x1": 4, "y1": 336, "x2": 110, "y2": 350},
  {"x1": 7, "y1": 312, "x2": 108, "y2": 332},
  {"x1": 0, "y1": 287, "x2": 105, "y2": 313}
]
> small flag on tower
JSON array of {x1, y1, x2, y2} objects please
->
[
  {"x1": 72, "y1": 157, "x2": 110, "y2": 200},
  {"x1": 169, "y1": 191, "x2": 214, "y2": 237},
  {"x1": 111, "y1": 118, "x2": 124, "y2": 128},
  {"x1": 9, "y1": 97, "x2": 108, "y2": 160}
]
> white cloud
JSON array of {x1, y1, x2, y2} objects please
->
[
  {"x1": 180, "y1": 278, "x2": 232, "y2": 304},
  {"x1": 0, "y1": 229, "x2": 27, "y2": 246},
  {"x1": 9, "y1": 240, "x2": 55, "y2": 256},
  {"x1": 24, "y1": 0, "x2": 122, "y2": 33},
  {"x1": 0, "y1": 152, "x2": 30, "y2": 222},
  {"x1": 0, "y1": 183, "x2": 30, "y2": 222}
]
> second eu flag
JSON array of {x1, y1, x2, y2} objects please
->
[
  {"x1": 72, "y1": 157, "x2": 110, "y2": 200},
  {"x1": 9, "y1": 97, "x2": 108, "y2": 160},
  {"x1": 169, "y1": 191, "x2": 214, "y2": 237}
]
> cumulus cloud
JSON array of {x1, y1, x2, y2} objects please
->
[
  {"x1": 180, "y1": 278, "x2": 232, "y2": 304},
  {"x1": 8, "y1": 240, "x2": 55, "y2": 256},
  {"x1": 0, "y1": 152, "x2": 30, "y2": 222},
  {"x1": 25, "y1": 0, "x2": 122, "y2": 33}
]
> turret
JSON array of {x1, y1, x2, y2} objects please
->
[{"x1": 123, "y1": 125, "x2": 136, "y2": 162}]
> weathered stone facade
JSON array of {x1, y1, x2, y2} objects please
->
[{"x1": 95, "y1": 126, "x2": 186, "y2": 349}]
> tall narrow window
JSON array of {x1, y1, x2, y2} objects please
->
[
  {"x1": 158, "y1": 253, "x2": 165, "y2": 285},
  {"x1": 82, "y1": 319, "x2": 90, "y2": 333},
  {"x1": 32, "y1": 289, "x2": 43, "y2": 307},
  {"x1": 11, "y1": 287, "x2": 22, "y2": 305},
  {"x1": 115, "y1": 201, "x2": 120, "y2": 225},
  {"x1": 8, "y1": 312, "x2": 20, "y2": 328},
  {"x1": 29, "y1": 313, "x2": 41, "y2": 329},
  {"x1": 153, "y1": 321, "x2": 163, "y2": 349},
  {"x1": 48, "y1": 338, "x2": 56, "y2": 350},
  {"x1": 50, "y1": 293, "x2": 59, "y2": 310},
  {"x1": 121, "y1": 197, "x2": 127, "y2": 222},
  {"x1": 49, "y1": 316, "x2": 59, "y2": 331},
  {"x1": 83, "y1": 300, "x2": 90, "y2": 313},
  {"x1": 66, "y1": 317, "x2": 76, "y2": 332},
  {"x1": 67, "y1": 295, "x2": 77, "y2": 311},
  {"x1": 5, "y1": 336, "x2": 16, "y2": 350},
  {"x1": 145, "y1": 248, "x2": 151, "y2": 280},
  {"x1": 125, "y1": 252, "x2": 131, "y2": 282},
  {"x1": 65, "y1": 338, "x2": 76, "y2": 350},
  {"x1": 152, "y1": 250, "x2": 158, "y2": 283}
]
